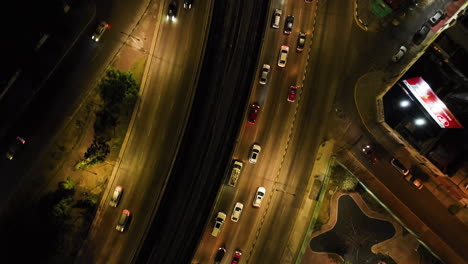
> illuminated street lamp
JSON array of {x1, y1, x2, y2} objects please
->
[
  {"x1": 399, "y1": 99, "x2": 410, "y2": 108},
  {"x1": 414, "y1": 118, "x2": 426, "y2": 126}
]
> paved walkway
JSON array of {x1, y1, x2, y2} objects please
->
[{"x1": 304, "y1": 191, "x2": 422, "y2": 264}]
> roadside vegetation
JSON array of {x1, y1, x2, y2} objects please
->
[
  {"x1": 313, "y1": 162, "x2": 393, "y2": 264},
  {"x1": 2, "y1": 67, "x2": 141, "y2": 263},
  {"x1": 75, "y1": 68, "x2": 138, "y2": 169}
]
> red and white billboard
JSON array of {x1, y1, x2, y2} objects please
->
[{"x1": 402, "y1": 77, "x2": 463, "y2": 129}]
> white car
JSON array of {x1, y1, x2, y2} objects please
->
[
  {"x1": 109, "y1": 185, "x2": 123, "y2": 207},
  {"x1": 231, "y1": 202, "x2": 244, "y2": 222},
  {"x1": 271, "y1": 9, "x2": 282, "y2": 29},
  {"x1": 92, "y1": 21, "x2": 109, "y2": 42},
  {"x1": 392, "y1": 46, "x2": 407, "y2": 62},
  {"x1": 249, "y1": 144, "x2": 261, "y2": 164},
  {"x1": 429, "y1": 10, "x2": 444, "y2": 26},
  {"x1": 211, "y1": 212, "x2": 226, "y2": 237},
  {"x1": 278, "y1": 45, "x2": 289, "y2": 67},
  {"x1": 259, "y1": 64, "x2": 270, "y2": 85},
  {"x1": 253, "y1": 187, "x2": 266, "y2": 208}
]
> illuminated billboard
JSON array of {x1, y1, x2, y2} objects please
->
[{"x1": 402, "y1": 77, "x2": 463, "y2": 129}]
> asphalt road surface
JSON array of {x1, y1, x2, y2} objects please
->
[
  {"x1": 192, "y1": 0, "x2": 351, "y2": 262},
  {"x1": 76, "y1": 0, "x2": 213, "y2": 263}
]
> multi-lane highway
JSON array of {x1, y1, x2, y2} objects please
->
[
  {"x1": 192, "y1": 0, "x2": 354, "y2": 262},
  {"x1": 192, "y1": 0, "x2": 468, "y2": 263},
  {"x1": 76, "y1": 1, "x2": 212, "y2": 263}
]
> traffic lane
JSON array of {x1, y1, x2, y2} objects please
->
[
  {"x1": 0, "y1": 6, "x2": 143, "y2": 212},
  {"x1": 216, "y1": 8, "x2": 319, "y2": 264},
  {"x1": 195, "y1": 184, "x2": 266, "y2": 263},
  {"x1": 248, "y1": 0, "x2": 356, "y2": 261},
  {"x1": 77, "y1": 1, "x2": 212, "y2": 263},
  {"x1": 352, "y1": 142, "x2": 468, "y2": 258},
  {"x1": 216, "y1": 0, "x2": 320, "y2": 257}
]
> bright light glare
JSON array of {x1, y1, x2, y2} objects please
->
[
  {"x1": 399, "y1": 100, "x2": 410, "y2": 108},
  {"x1": 415, "y1": 118, "x2": 426, "y2": 126}
]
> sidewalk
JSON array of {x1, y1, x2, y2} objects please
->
[
  {"x1": 353, "y1": 71, "x2": 468, "y2": 262},
  {"x1": 356, "y1": 71, "x2": 468, "y2": 221},
  {"x1": 277, "y1": 139, "x2": 335, "y2": 264},
  {"x1": 336, "y1": 149, "x2": 467, "y2": 263}
]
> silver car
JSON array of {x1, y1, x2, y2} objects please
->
[
  {"x1": 249, "y1": 144, "x2": 261, "y2": 164},
  {"x1": 231, "y1": 202, "x2": 244, "y2": 222},
  {"x1": 109, "y1": 185, "x2": 123, "y2": 207},
  {"x1": 253, "y1": 187, "x2": 266, "y2": 208},
  {"x1": 392, "y1": 46, "x2": 407, "y2": 62},
  {"x1": 278, "y1": 45, "x2": 289, "y2": 67},
  {"x1": 259, "y1": 64, "x2": 270, "y2": 85}
]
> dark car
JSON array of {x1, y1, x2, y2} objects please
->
[
  {"x1": 284, "y1": 16, "x2": 294, "y2": 34},
  {"x1": 296, "y1": 32, "x2": 306, "y2": 51},
  {"x1": 362, "y1": 145, "x2": 378, "y2": 164},
  {"x1": 248, "y1": 103, "x2": 260, "y2": 124},
  {"x1": 215, "y1": 247, "x2": 226, "y2": 264},
  {"x1": 287, "y1": 86, "x2": 297, "y2": 102},
  {"x1": 6, "y1": 136, "x2": 26, "y2": 160},
  {"x1": 184, "y1": 0, "x2": 193, "y2": 9},
  {"x1": 91, "y1": 21, "x2": 109, "y2": 42},
  {"x1": 390, "y1": 158, "x2": 409, "y2": 175},
  {"x1": 412, "y1": 22, "x2": 430, "y2": 45},
  {"x1": 167, "y1": 1, "x2": 178, "y2": 21},
  {"x1": 116, "y1": 209, "x2": 131, "y2": 232}
]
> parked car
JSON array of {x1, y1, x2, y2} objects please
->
[
  {"x1": 167, "y1": 1, "x2": 178, "y2": 21},
  {"x1": 287, "y1": 86, "x2": 297, "y2": 102},
  {"x1": 231, "y1": 250, "x2": 242, "y2": 264},
  {"x1": 296, "y1": 32, "x2": 306, "y2": 51},
  {"x1": 109, "y1": 185, "x2": 123, "y2": 207},
  {"x1": 92, "y1": 21, "x2": 109, "y2": 42},
  {"x1": 5, "y1": 136, "x2": 26, "y2": 160},
  {"x1": 429, "y1": 10, "x2": 445, "y2": 26},
  {"x1": 390, "y1": 158, "x2": 409, "y2": 175},
  {"x1": 184, "y1": 0, "x2": 193, "y2": 9},
  {"x1": 211, "y1": 212, "x2": 227, "y2": 237},
  {"x1": 404, "y1": 174, "x2": 424, "y2": 190},
  {"x1": 215, "y1": 247, "x2": 226, "y2": 264},
  {"x1": 362, "y1": 145, "x2": 378, "y2": 164},
  {"x1": 248, "y1": 103, "x2": 260, "y2": 124},
  {"x1": 412, "y1": 22, "x2": 430, "y2": 45},
  {"x1": 259, "y1": 64, "x2": 270, "y2": 85},
  {"x1": 278, "y1": 45, "x2": 289, "y2": 67},
  {"x1": 249, "y1": 144, "x2": 261, "y2": 164},
  {"x1": 231, "y1": 202, "x2": 244, "y2": 222},
  {"x1": 392, "y1": 45, "x2": 407, "y2": 62},
  {"x1": 271, "y1": 9, "x2": 282, "y2": 29},
  {"x1": 253, "y1": 187, "x2": 266, "y2": 208},
  {"x1": 116, "y1": 209, "x2": 131, "y2": 232},
  {"x1": 284, "y1": 16, "x2": 294, "y2": 34}
]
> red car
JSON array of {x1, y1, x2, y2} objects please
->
[
  {"x1": 362, "y1": 145, "x2": 378, "y2": 164},
  {"x1": 287, "y1": 86, "x2": 297, "y2": 102},
  {"x1": 231, "y1": 250, "x2": 242, "y2": 264},
  {"x1": 248, "y1": 103, "x2": 260, "y2": 124}
]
